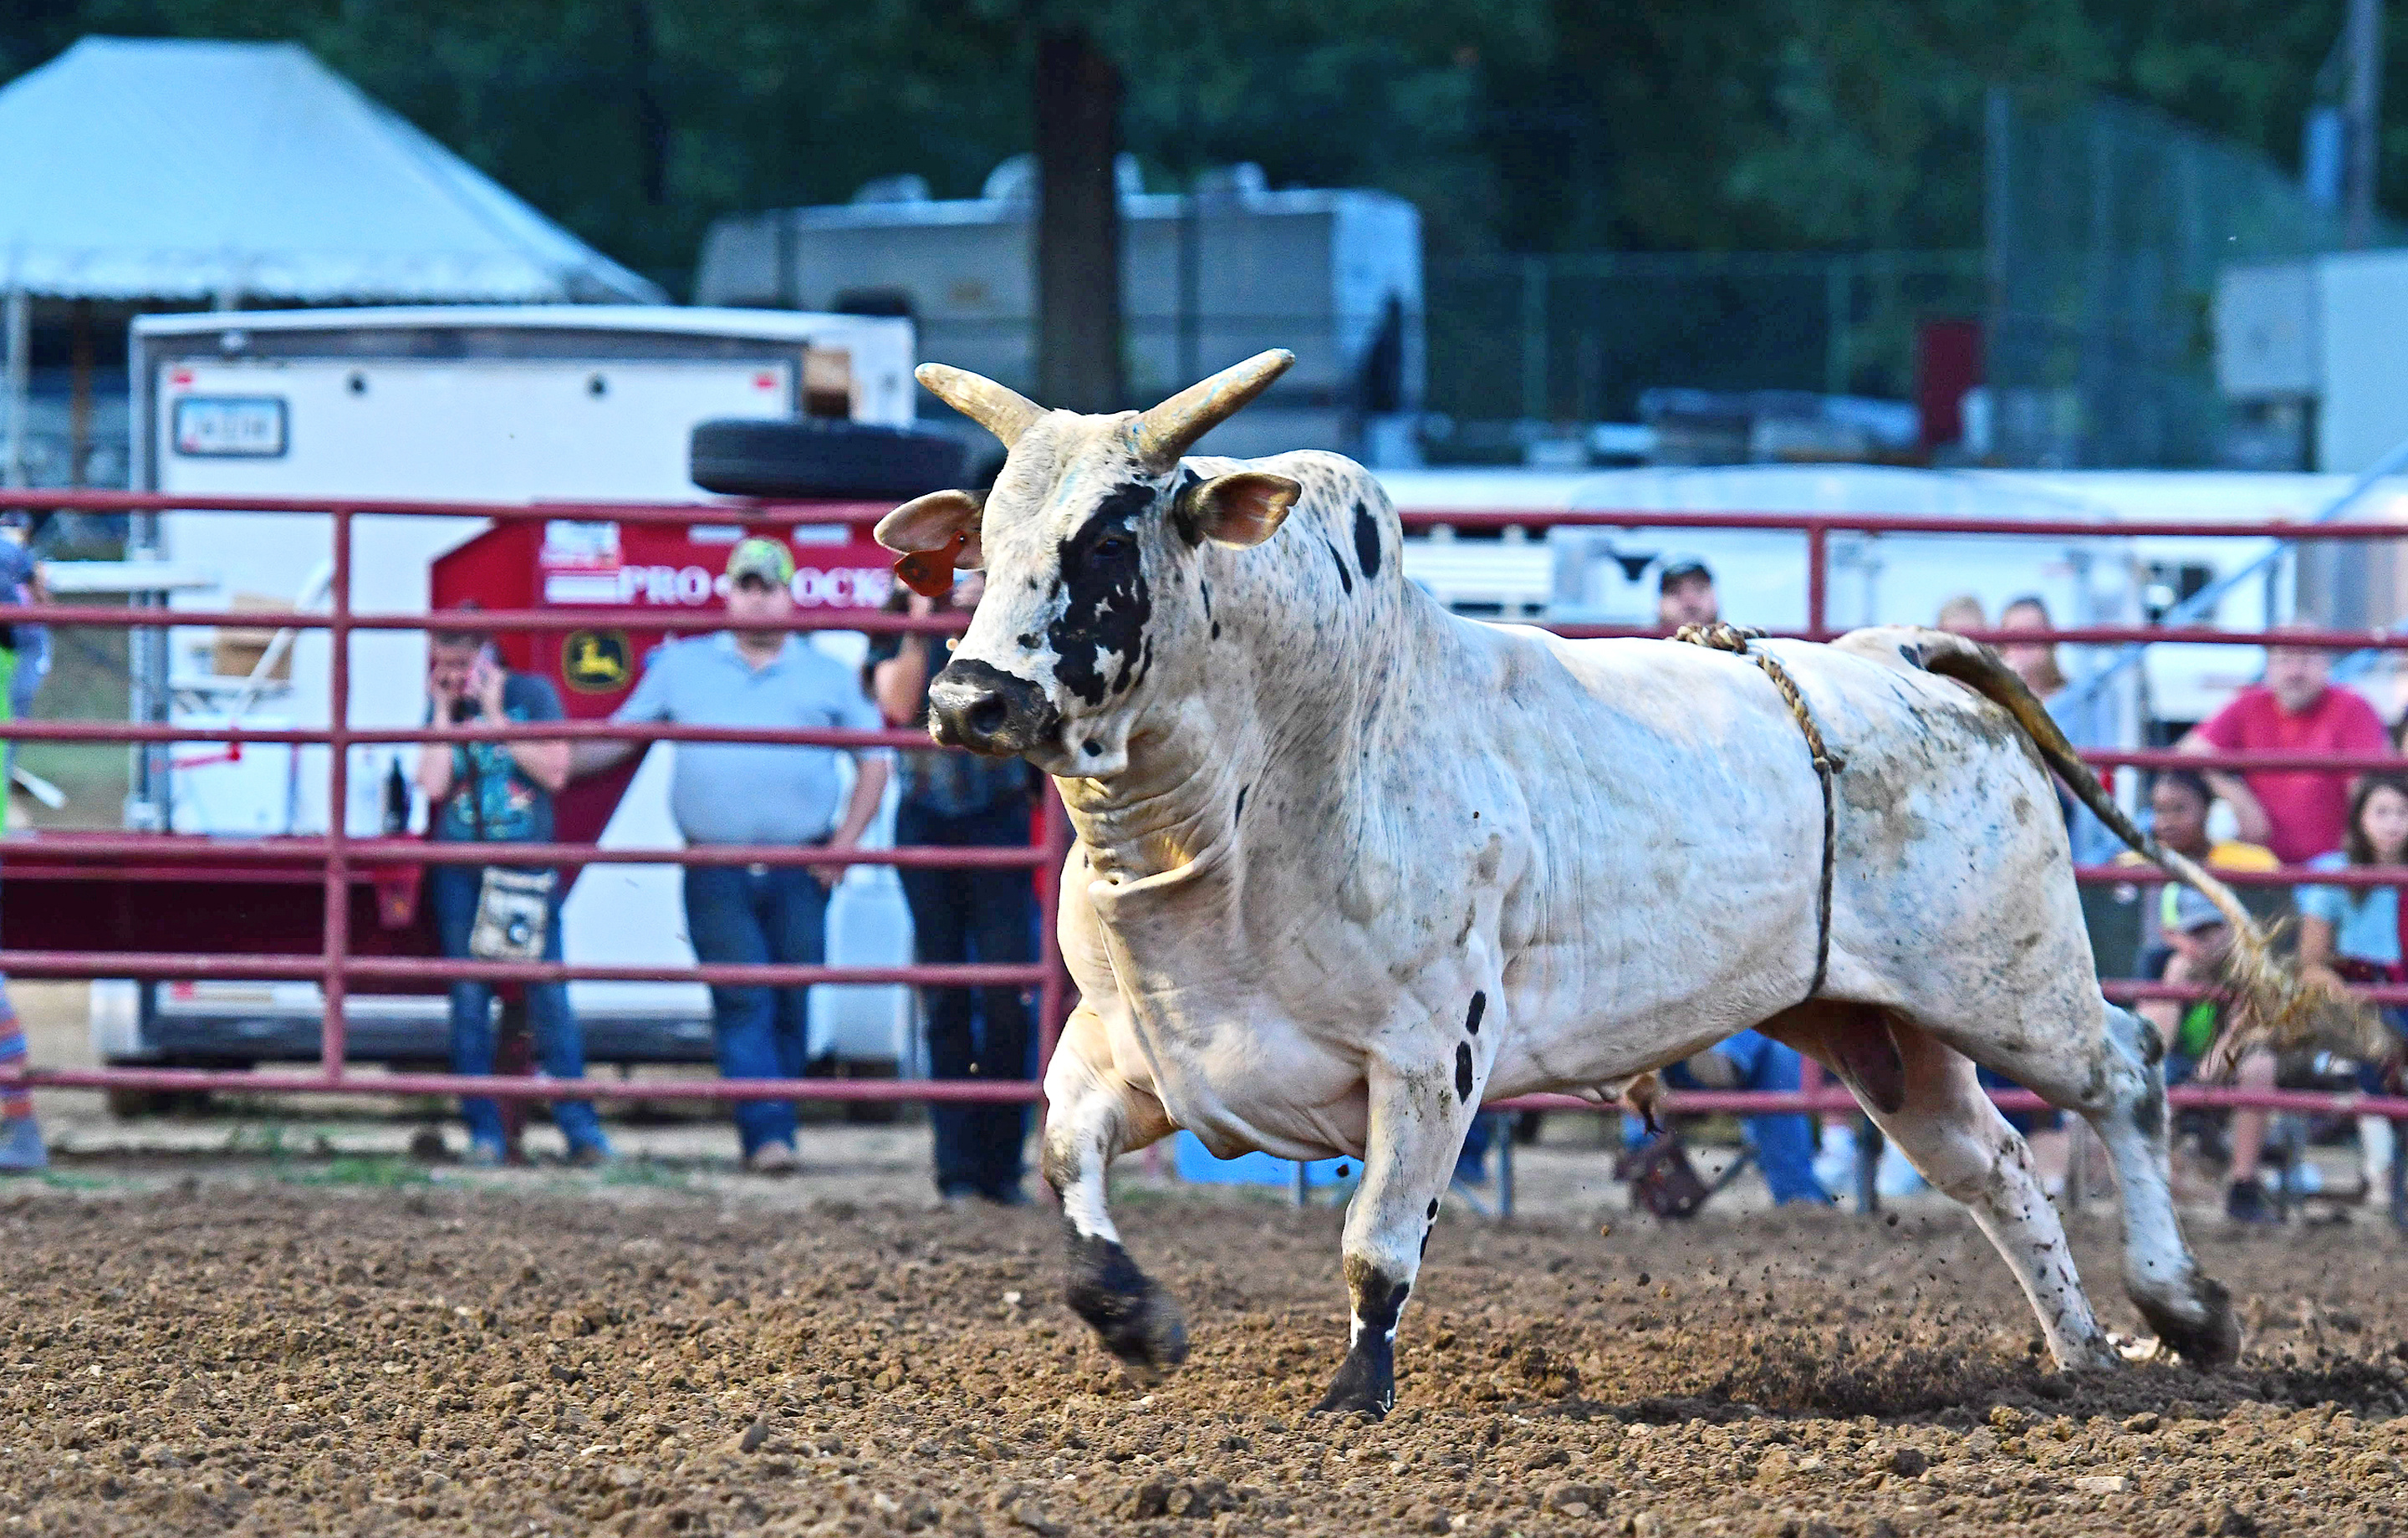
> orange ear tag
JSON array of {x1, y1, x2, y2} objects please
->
[{"x1": 895, "y1": 530, "x2": 968, "y2": 598}]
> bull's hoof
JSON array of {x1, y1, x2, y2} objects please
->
[
  {"x1": 1309, "y1": 1344, "x2": 1395, "y2": 1420},
  {"x1": 1065, "y1": 1232, "x2": 1190, "y2": 1372},
  {"x1": 2135, "y1": 1276, "x2": 2240, "y2": 1370}
]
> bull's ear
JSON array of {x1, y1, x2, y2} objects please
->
[
  {"x1": 875, "y1": 489, "x2": 985, "y2": 563},
  {"x1": 1175, "y1": 472, "x2": 1301, "y2": 549}
]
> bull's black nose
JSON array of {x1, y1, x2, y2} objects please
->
[{"x1": 926, "y1": 659, "x2": 1059, "y2": 756}]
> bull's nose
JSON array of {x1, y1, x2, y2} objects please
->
[{"x1": 926, "y1": 659, "x2": 1059, "y2": 756}]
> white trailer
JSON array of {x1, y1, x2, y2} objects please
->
[{"x1": 105, "y1": 305, "x2": 924, "y2": 1074}]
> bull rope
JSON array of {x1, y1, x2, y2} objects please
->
[{"x1": 1674, "y1": 622, "x2": 1843, "y2": 1001}]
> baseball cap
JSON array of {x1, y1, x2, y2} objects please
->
[
  {"x1": 726, "y1": 536, "x2": 795, "y2": 587},
  {"x1": 1659, "y1": 557, "x2": 1712, "y2": 590},
  {"x1": 2169, "y1": 886, "x2": 2229, "y2": 934}
]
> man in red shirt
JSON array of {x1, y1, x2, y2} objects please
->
[{"x1": 2179, "y1": 635, "x2": 2392, "y2": 863}]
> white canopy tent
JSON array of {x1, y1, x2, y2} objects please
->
[{"x1": 0, "y1": 36, "x2": 666, "y2": 484}]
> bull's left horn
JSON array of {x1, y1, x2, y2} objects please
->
[
  {"x1": 1132, "y1": 349, "x2": 1295, "y2": 467},
  {"x1": 916, "y1": 363, "x2": 1043, "y2": 448}
]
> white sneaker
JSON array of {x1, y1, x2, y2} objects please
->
[
  {"x1": 0, "y1": 1118, "x2": 47, "y2": 1173},
  {"x1": 744, "y1": 1140, "x2": 799, "y2": 1174},
  {"x1": 1875, "y1": 1141, "x2": 1926, "y2": 1198},
  {"x1": 1812, "y1": 1124, "x2": 1856, "y2": 1194}
]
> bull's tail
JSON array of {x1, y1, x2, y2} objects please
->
[{"x1": 1903, "y1": 629, "x2": 2391, "y2": 1076}]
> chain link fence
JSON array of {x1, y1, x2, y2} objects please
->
[
  {"x1": 1421, "y1": 251, "x2": 1982, "y2": 461},
  {"x1": 1983, "y1": 85, "x2": 2395, "y2": 470}
]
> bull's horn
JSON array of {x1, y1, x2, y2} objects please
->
[
  {"x1": 916, "y1": 363, "x2": 1043, "y2": 448},
  {"x1": 1132, "y1": 349, "x2": 1295, "y2": 466}
]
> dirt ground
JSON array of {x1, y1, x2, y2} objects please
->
[{"x1": 3, "y1": 1172, "x2": 2405, "y2": 1538}]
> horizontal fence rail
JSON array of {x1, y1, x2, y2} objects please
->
[{"x1": 3, "y1": 485, "x2": 2404, "y2": 1195}]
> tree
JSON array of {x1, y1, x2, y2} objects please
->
[{"x1": 1034, "y1": 22, "x2": 1125, "y2": 410}]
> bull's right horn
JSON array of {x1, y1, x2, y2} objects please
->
[
  {"x1": 1133, "y1": 349, "x2": 1295, "y2": 467},
  {"x1": 916, "y1": 363, "x2": 1044, "y2": 448}
]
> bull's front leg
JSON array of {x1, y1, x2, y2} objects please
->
[
  {"x1": 1039, "y1": 1005, "x2": 1186, "y2": 1375},
  {"x1": 1314, "y1": 1026, "x2": 1489, "y2": 1418}
]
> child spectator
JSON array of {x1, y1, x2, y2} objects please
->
[
  {"x1": 2294, "y1": 772, "x2": 2408, "y2": 1202},
  {"x1": 2115, "y1": 770, "x2": 2279, "y2": 976},
  {"x1": 2138, "y1": 888, "x2": 2281, "y2": 1222}
]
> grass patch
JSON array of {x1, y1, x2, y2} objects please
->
[
  {"x1": 591, "y1": 1158, "x2": 691, "y2": 1190},
  {"x1": 278, "y1": 1156, "x2": 433, "y2": 1189},
  {"x1": 33, "y1": 1169, "x2": 117, "y2": 1191}
]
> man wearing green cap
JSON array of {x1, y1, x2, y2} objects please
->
[{"x1": 583, "y1": 535, "x2": 890, "y2": 1171}]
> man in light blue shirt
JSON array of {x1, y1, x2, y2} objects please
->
[{"x1": 584, "y1": 537, "x2": 890, "y2": 1171}]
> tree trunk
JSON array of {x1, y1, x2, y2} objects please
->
[{"x1": 1034, "y1": 25, "x2": 1125, "y2": 412}]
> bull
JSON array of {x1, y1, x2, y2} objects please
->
[{"x1": 875, "y1": 348, "x2": 2279, "y2": 1418}]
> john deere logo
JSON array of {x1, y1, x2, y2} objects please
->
[{"x1": 563, "y1": 629, "x2": 631, "y2": 692}]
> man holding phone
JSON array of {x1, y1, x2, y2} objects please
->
[{"x1": 418, "y1": 618, "x2": 611, "y2": 1165}]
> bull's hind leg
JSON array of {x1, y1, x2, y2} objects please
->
[
  {"x1": 1039, "y1": 1006, "x2": 1186, "y2": 1375},
  {"x1": 1987, "y1": 1001, "x2": 2237, "y2": 1366},
  {"x1": 1766, "y1": 1003, "x2": 2121, "y2": 1372}
]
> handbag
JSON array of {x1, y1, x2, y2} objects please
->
[
  {"x1": 469, "y1": 868, "x2": 555, "y2": 961},
  {"x1": 458, "y1": 737, "x2": 555, "y2": 963}
]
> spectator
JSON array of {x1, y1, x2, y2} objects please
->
[
  {"x1": 1997, "y1": 595, "x2": 2118, "y2": 866},
  {"x1": 585, "y1": 538, "x2": 891, "y2": 1174},
  {"x1": 1934, "y1": 593, "x2": 1986, "y2": 634},
  {"x1": 2293, "y1": 772, "x2": 2408, "y2": 1202},
  {"x1": 416, "y1": 621, "x2": 610, "y2": 1165},
  {"x1": 2138, "y1": 888, "x2": 2280, "y2": 1223},
  {"x1": 2115, "y1": 770, "x2": 2279, "y2": 975},
  {"x1": 1656, "y1": 558, "x2": 1718, "y2": 629},
  {"x1": 0, "y1": 619, "x2": 44, "y2": 1172},
  {"x1": 0, "y1": 511, "x2": 48, "y2": 797},
  {"x1": 2179, "y1": 631, "x2": 2390, "y2": 864},
  {"x1": 869, "y1": 574, "x2": 1040, "y2": 1204}
]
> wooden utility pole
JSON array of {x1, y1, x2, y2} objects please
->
[
  {"x1": 1034, "y1": 24, "x2": 1125, "y2": 412},
  {"x1": 2346, "y1": 0, "x2": 2385, "y2": 248}
]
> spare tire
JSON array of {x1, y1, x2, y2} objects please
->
[{"x1": 690, "y1": 418, "x2": 967, "y2": 499}]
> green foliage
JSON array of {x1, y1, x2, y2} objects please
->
[{"x1": 0, "y1": 1, "x2": 2395, "y2": 283}]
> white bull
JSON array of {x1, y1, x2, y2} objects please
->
[{"x1": 876, "y1": 349, "x2": 2261, "y2": 1418}]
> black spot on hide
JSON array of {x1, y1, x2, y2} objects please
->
[
  {"x1": 1324, "y1": 539, "x2": 1354, "y2": 595},
  {"x1": 1354, "y1": 502, "x2": 1381, "y2": 578},
  {"x1": 1465, "y1": 991, "x2": 1486, "y2": 1035},
  {"x1": 1454, "y1": 1043, "x2": 1474, "y2": 1103},
  {"x1": 1425, "y1": 1199, "x2": 1439, "y2": 1220},
  {"x1": 1016, "y1": 632, "x2": 1041, "y2": 651},
  {"x1": 1049, "y1": 482, "x2": 1156, "y2": 706},
  {"x1": 1234, "y1": 785, "x2": 1248, "y2": 821}
]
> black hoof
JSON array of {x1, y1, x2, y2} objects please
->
[
  {"x1": 1309, "y1": 1342, "x2": 1395, "y2": 1420},
  {"x1": 1065, "y1": 1232, "x2": 1190, "y2": 1372},
  {"x1": 2135, "y1": 1276, "x2": 2240, "y2": 1369}
]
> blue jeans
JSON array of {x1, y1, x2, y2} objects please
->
[
  {"x1": 1626, "y1": 1030, "x2": 1829, "y2": 1206},
  {"x1": 896, "y1": 801, "x2": 1036, "y2": 1199},
  {"x1": 683, "y1": 863, "x2": 827, "y2": 1157},
  {"x1": 427, "y1": 863, "x2": 606, "y2": 1155}
]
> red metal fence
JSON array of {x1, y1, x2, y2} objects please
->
[{"x1": 3, "y1": 487, "x2": 2405, "y2": 1139}]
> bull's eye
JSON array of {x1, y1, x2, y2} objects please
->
[{"x1": 1091, "y1": 534, "x2": 1132, "y2": 561}]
